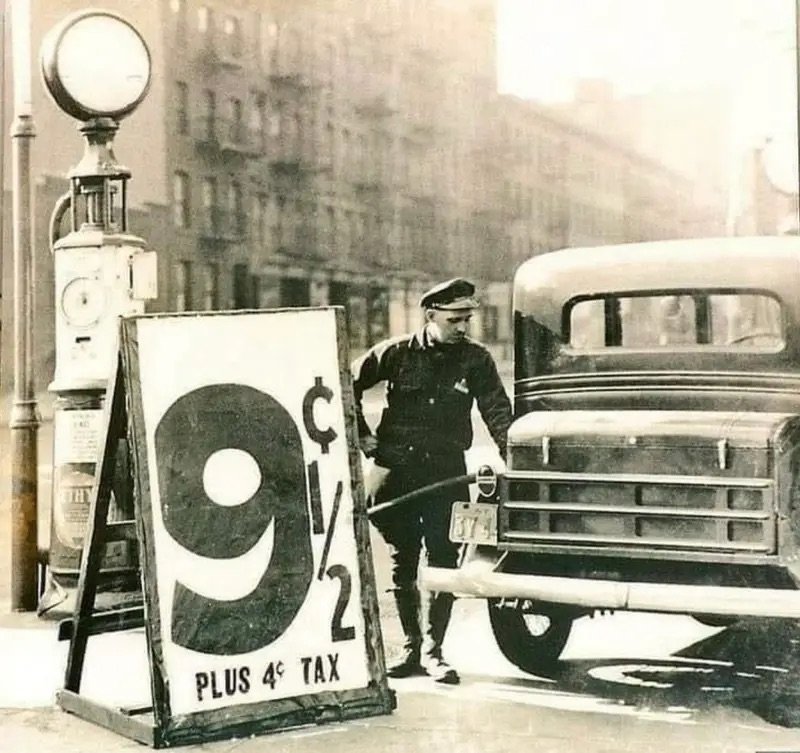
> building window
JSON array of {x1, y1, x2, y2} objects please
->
[
  {"x1": 281, "y1": 109, "x2": 294, "y2": 151},
  {"x1": 228, "y1": 180, "x2": 244, "y2": 236},
  {"x1": 368, "y1": 287, "x2": 389, "y2": 343},
  {"x1": 280, "y1": 277, "x2": 309, "y2": 307},
  {"x1": 257, "y1": 14, "x2": 270, "y2": 67},
  {"x1": 357, "y1": 132, "x2": 368, "y2": 179},
  {"x1": 325, "y1": 206, "x2": 336, "y2": 253},
  {"x1": 198, "y1": 6, "x2": 211, "y2": 33},
  {"x1": 253, "y1": 193, "x2": 268, "y2": 244},
  {"x1": 174, "y1": 261, "x2": 192, "y2": 311},
  {"x1": 293, "y1": 198, "x2": 303, "y2": 248},
  {"x1": 176, "y1": 82, "x2": 189, "y2": 135},
  {"x1": 342, "y1": 210, "x2": 353, "y2": 257},
  {"x1": 202, "y1": 263, "x2": 219, "y2": 310},
  {"x1": 276, "y1": 194, "x2": 287, "y2": 246},
  {"x1": 251, "y1": 93, "x2": 266, "y2": 151},
  {"x1": 202, "y1": 89, "x2": 216, "y2": 141},
  {"x1": 201, "y1": 177, "x2": 217, "y2": 233},
  {"x1": 482, "y1": 305, "x2": 499, "y2": 342},
  {"x1": 268, "y1": 22, "x2": 280, "y2": 68},
  {"x1": 233, "y1": 263, "x2": 250, "y2": 309},
  {"x1": 325, "y1": 120, "x2": 334, "y2": 158},
  {"x1": 342, "y1": 128, "x2": 350, "y2": 170},
  {"x1": 293, "y1": 112, "x2": 303, "y2": 155},
  {"x1": 172, "y1": 171, "x2": 190, "y2": 228},
  {"x1": 223, "y1": 16, "x2": 242, "y2": 58},
  {"x1": 352, "y1": 212, "x2": 363, "y2": 256},
  {"x1": 269, "y1": 113, "x2": 280, "y2": 138},
  {"x1": 227, "y1": 97, "x2": 243, "y2": 143},
  {"x1": 266, "y1": 193, "x2": 279, "y2": 240}
]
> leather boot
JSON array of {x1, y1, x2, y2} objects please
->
[
  {"x1": 424, "y1": 592, "x2": 460, "y2": 685},
  {"x1": 387, "y1": 587, "x2": 425, "y2": 678}
]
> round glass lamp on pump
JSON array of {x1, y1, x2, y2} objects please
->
[{"x1": 38, "y1": 10, "x2": 157, "y2": 615}]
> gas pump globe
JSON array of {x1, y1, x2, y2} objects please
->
[{"x1": 38, "y1": 10, "x2": 156, "y2": 614}]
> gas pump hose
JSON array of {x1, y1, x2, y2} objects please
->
[
  {"x1": 366, "y1": 472, "x2": 477, "y2": 518},
  {"x1": 48, "y1": 191, "x2": 71, "y2": 251}
]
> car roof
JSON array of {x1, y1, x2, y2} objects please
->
[{"x1": 514, "y1": 236, "x2": 800, "y2": 328}]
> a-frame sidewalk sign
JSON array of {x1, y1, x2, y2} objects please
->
[{"x1": 56, "y1": 308, "x2": 395, "y2": 748}]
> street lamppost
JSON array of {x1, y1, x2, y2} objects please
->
[
  {"x1": 9, "y1": 0, "x2": 39, "y2": 612},
  {"x1": 38, "y1": 10, "x2": 156, "y2": 615}
]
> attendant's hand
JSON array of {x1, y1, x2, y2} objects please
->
[
  {"x1": 364, "y1": 460, "x2": 390, "y2": 507},
  {"x1": 360, "y1": 435, "x2": 378, "y2": 457}
]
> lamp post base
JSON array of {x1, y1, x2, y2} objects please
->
[{"x1": 9, "y1": 400, "x2": 41, "y2": 612}]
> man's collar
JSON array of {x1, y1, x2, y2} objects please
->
[
  {"x1": 411, "y1": 325, "x2": 465, "y2": 351},
  {"x1": 410, "y1": 325, "x2": 436, "y2": 350}
]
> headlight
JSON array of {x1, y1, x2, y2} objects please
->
[{"x1": 476, "y1": 464, "x2": 498, "y2": 498}]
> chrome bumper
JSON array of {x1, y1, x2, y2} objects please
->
[{"x1": 421, "y1": 558, "x2": 800, "y2": 619}]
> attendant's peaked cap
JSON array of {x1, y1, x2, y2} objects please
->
[{"x1": 419, "y1": 278, "x2": 479, "y2": 310}]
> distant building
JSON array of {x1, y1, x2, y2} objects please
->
[{"x1": 555, "y1": 78, "x2": 734, "y2": 206}]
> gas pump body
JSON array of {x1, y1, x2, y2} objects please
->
[
  {"x1": 39, "y1": 120, "x2": 157, "y2": 615},
  {"x1": 52, "y1": 230, "x2": 154, "y2": 392}
]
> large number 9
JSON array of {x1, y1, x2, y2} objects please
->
[{"x1": 154, "y1": 383, "x2": 313, "y2": 655}]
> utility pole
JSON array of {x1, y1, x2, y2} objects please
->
[
  {"x1": 1, "y1": 1, "x2": 6, "y2": 298},
  {"x1": 796, "y1": 0, "x2": 800, "y2": 199},
  {"x1": 9, "y1": 0, "x2": 40, "y2": 611}
]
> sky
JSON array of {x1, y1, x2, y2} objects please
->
[
  {"x1": 496, "y1": 0, "x2": 797, "y2": 144},
  {"x1": 496, "y1": 0, "x2": 796, "y2": 99}
]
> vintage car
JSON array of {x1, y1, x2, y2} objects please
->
[{"x1": 422, "y1": 236, "x2": 800, "y2": 675}]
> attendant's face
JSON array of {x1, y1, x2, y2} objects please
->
[{"x1": 426, "y1": 308, "x2": 472, "y2": 344}]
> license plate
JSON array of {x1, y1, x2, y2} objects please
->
[{"x1": 450, "y1": 502, "x2": 497, "y2": 545}]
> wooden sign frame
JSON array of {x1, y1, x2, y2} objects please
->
[{"x1": 56, "y1": 308, "x2": 395, "y2": 748}]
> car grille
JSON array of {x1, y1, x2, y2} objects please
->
[{"x1": 499, "y1": 471, "x2": 775, "y2": 554}]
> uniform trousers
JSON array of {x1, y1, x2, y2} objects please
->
[{"x1": 370, "y1": 451, "x2": 468, "y2": 592}]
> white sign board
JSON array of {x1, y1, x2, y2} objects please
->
[{"x1": 122, "y1": 309, "x2": 391, "y2": 728}]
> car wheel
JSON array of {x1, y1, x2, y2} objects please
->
[{"x1": 487, "y1": 598, "x2": 574, "y2": 674}]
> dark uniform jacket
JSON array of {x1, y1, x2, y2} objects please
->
[{"x1": 352, "y1": 327, "x2": 512, "y2": 468}]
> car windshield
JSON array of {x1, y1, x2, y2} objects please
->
[{"x1": 568, "y1": 291, "x2": 784, "y2": 350}]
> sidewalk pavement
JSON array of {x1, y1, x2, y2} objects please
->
[
  {"x1": 5, "y1": 615, "x2": 800, "y2": 753},
  {"x1": 0, "y1": 694, "x2": 501, "y2": 753},
  {"x1": 0, "y1": 621, "x2": 517, "y2": 753}
]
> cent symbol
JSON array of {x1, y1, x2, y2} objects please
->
[
  {"x1": 154, "y1": 383, "x2": 313, "y2": 655},
  {"x1": 302, "y1": 376, "x2": 338, "y2": 454}
]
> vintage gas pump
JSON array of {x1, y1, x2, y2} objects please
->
[{"x1": 37, "y1": 10, "x2": 155, "y2": 614}]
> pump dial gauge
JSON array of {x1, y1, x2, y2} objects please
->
[{"x1": 61, "y1": 277, "x2": 106, "y2": 328}]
